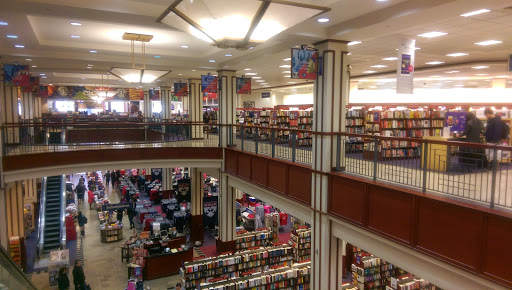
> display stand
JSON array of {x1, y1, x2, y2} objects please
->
[
  {"x1": 48, "y1": 250, "x2": 69, "y2": 288},
  {"x1": 9, "y1": 236, "x2": 21, "y2": 267},
  {"x1": 291, "y1": 227, "x2": 311, "y2": 262},
  {"x1": 264, "y1": 213, "x2": 280, "y2": 243},
  {"x1": 101, "y1": 227, "x2": 123, "y2": 242}
]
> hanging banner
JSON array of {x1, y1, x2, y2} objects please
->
[
  {"x1": 4, "y1": 64, "x2": 30, "y2": 86},
  {"x1": 148, "y1": 88, "x2": 160, "y2": 101},
  {"x1": 203, "y1": 196, "x2": 218, "y2": 227},
  {"x1": 446, "y1": 112, "x2": 466, "y2": 132},
  {"x1": 177, "y1": 178, "x2": 191, "y2": 203},
  {"x1": 396, "y1": 39, "x2": 415, "y2": 94},
  {"x1": 261, "y1": 92, "x2": 270, "y2": 98},
  {"x1": 174, "y1": 83, "x2": 188, "y2": 97},
  {"x1": 23, "y1": 77, "x2": 40, "y2": 93},
  {"x1": 236, "y1": 77, "x2": 251, "y2": 94},
  {"x1": 291, "y1": 48, "x2": 318, "y2": 80},
  {"x1": 201, "y1": 75, "x2": 218, "y2": 93},
  {"x1": 38, "y1": 86, "x2": 49, "y2": 98},
  {"x1": 151, "y1": 168, "x2": 162, "y2": 182}
]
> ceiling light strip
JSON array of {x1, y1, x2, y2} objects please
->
[
  {"x1": 156, "y1": 0, "x2": 184, "y2": 22},
  {"x1": 243, "y1": 1, "x2": 271, "y2": 43},
  {"x1": 263, "y1": 0, "x2": 331, "y2": 12}
]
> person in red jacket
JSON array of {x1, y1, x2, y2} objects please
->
[{"x1": 87, "y1": 190, "x2": 95, "y2": 210}]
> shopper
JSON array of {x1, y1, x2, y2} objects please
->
[
  {"x1": 77, "y1": 212, "x2": 88, "y2": 236},
  {"x1": 175, "y1": 283, "x2": 182, "y2": 290},
  {"x1": 79, "y1": 175, "x2": 85, "y2": 184},
  {"x1": 111, "y1": 170, "x2": 118, "y2": 189},
  {"x1": 75, "y1": 182, "x2": 86, "y2": 205},
  {"x1": 72, "y1": 260, "x2": 87, "y2": 290},
  {"x1": 104, "y1": 171, "x2": 111, "y2": 187},
  {"x1": 459, "y1": 112, "x2": 485, "y2": 169},
  {"x1": 127, "y1": 204, "x2": 136, "y2": 229},
  {"x1": 117, "y1": 209, "x2": 124, "y2": 223},
  {"x1": 484, "y1": 108, "x2": 510, "y2": 162},
  {"x1": 87, "y1": 190, "x2": 95, "y2": 210},
  {"x1": 57, "y1": 267, "x2": 70, "y2": 290}
]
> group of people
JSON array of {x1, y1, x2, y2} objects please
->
[
  {"x1": 459, "y1": 108, "x2": 510, "y2": 168},
  {"x1": 57, "y1": 260, "x2": 89, "y2": 290}
]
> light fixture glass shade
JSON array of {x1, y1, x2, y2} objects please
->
[
  {"x1": 110, "y1": 68, "x2": 170, "y2": 83},
  {"x1": 159, "y1": 0, "x2": 329, "y2": 49}
]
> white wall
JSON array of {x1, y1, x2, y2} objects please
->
[{"x1": 241, "y1": 90, "x2": 314, "y2": 108}]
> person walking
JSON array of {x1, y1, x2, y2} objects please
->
[
  {"x1": 104, "y1": 171, "x2": 111, "y2": 187},
  {"x1": 87, "y1": 190, "x2": 95, "y2": 210},
  {"x1": 75, "y1": 182, "x2": 86, "y2": 205},
  {"x1": 77, "y1": 212, "x2": 88, "y2": 236},
  {"x1": 116, "y1": 209, "x2": 124, "y2": 224},
  {"x1": 127, "y1": 203, "x2": 136, "y2": 229},
  {"x1": 79, "y1": 175, "x2": 85, "y2": 184},
  {"x1": 484, "y1": 108, "x2": 510, "y2": 163},
  {"x1": 459, "y1": 112, "x2": 485, "y2": 169},
  {"x1": 72, "y1": 260, "x2": 87, "y2": 290},
  {"x1": 57, "y1": 267, "x2": 70, "y2": 290}
]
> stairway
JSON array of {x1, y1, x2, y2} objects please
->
[{"x1": 43, "y1": 176, "x2": 63, "y2": 254}]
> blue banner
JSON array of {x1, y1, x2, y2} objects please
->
[
  {"x1": 174, "y1": 82, "x2": 188, "y2": 97},
  {"x1": 4, "y1": 64, "x2": 30, "y2": 86},
  {"x1": 291, "y1": 49, "x2": 318, "y2": 80},
  {"x1": 236, "y1": 77, "x2": 251, "y2": 94},
  {"x1": 201, "y1": 75, "x2": 218, "y2": 93}
]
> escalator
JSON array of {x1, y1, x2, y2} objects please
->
[{"x1": 38, "y1": 175, "x2": 66, "y2": 258}]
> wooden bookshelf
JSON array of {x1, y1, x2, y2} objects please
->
[
  {"x1": 291, "y1": 227, "x2": 311, "y2": 263},
  {"x1": 235, "y1": 228, "x2": 273, "y2": 251}
]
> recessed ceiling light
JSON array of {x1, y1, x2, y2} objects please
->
[
  {"x1": 417, "y1": 31, "x2": 447, "y2": 38},
  {"x1": 41, "y1": 76, "x2": 47, "y2": 79},
  {"x1": 282, "y1": 71, "x2": 291, "y2": 73},
  {"x1": 288, "y1": 82, "x2": 297, "y2": 84},
  {"x1": 256, "y1": 80, "x2": 265, "y2": 82},
  {"x1": 245, "y1": 73, "x2": 258, "y2": 75},
  {"x1": 429, "y1": 76, "x2": 441, "y2": 78},
  {"x1": 460, "y1": 9, "x2": 490, "y2": 17},
  {"x1": 178, "y1": 73, "x2": 182, "y2": 75},
  {"x1": 89, "y1": 50, "x2": 98, "y2": 53},
  {"x1": 446, "y1": 53, "x2": 468, "y2": 57},
  {"x1": 382, "y1": 57, "x2": 398, "y2": 61},
  {"x1": 192, "y1": 69, "x2": 196, "y2": 71},
  {"x1": 279, "y1": 65, "x2": 291, "y2": 68},
  {"x1": 181, "y1": 45, "x2": 189, "y2": 48},
  {"x1": 225, "y1": 54, "x2": 232, "y2": 57},
  {"x1": 154, "y1": 55, "x2": 161, "y2": 58},
  {"x1": 476, "y1": 74, "x2": 489, "y2": 76},
  {"x1": 376, "y1": 0, "x2": 388, "y2": 2},
  {"x1": 472, "y1": 66, "x2": 489, "y2": 69},
  {"x1": 348, "y1": 41, "x2": 362, "y2": 46},
  {"x1": 7, "y1": 35, "x2": 17, "y2": 39},
  {"x1": 209, "y1": 59, "x2": 216, "y2": 63},
  {"x1": 252, "y1": 76, "x2": 262, "y2": 79},
  {"x1": 31, "y1": 65, "x2": 37, "y2": 68},
  {"x1": 347, "y1": 53, "x2": 352, "y2": 56},
  {"x1": 81, "y1": 78, "x2": 85, "y2": 80},
  {"x1": 474, "y1": 40, "x2": 502, "y2": 46},
  {"x1": 455, "y1": 84, "x2": 464, "y2": 87},
  {"x1": 249, "y1": 46, "x2": 254, "y2": 49},
  {"x1": 317, "y1": 18, "x2": 329, "y2": 23},
  {"x1": 363, "y1": 71, "x2": 377, "y2": 73},
  {"x1": 0, "y1": 21, "x2": 8, "y2": 26},
  {"x1": 495, "y1": 75, "x2": 508, "y2": 78},
  {"x1": 284, "y1": 76, "x2": 291, "y2": 78},
  {"x1": 14, "y1": 45, "x2": 24, "y2": 48},
  {"x1": 371, "y1": 65, "x2": 387, "y2": 68},
  {"x1": 39, "y1": 73, "x2": 45, "y2": 76},
  {"x1": 70, "y1": 35, "x2": 80, "y2": 38},
  {"x1": 87, "y1": 67, "x2": 92, "y2": 69},
  {"x1": 283, "y1": 58, "x2": 291, "y2": 61},
  {"x1": 426, "y1": 61, "x2": 444, "y2": 65},
  {"x1": 70, "y1": 22, "x2": 82, "y2": 26},
  {"x1": 244, "y1": 68, "x2": 251, "y2": 71},
  {"x1": 87, "y1": 64, "x2": 93, "y2": 66},
  {"x1": 26, "y1": 58, "x2": 32, "y2": 61},
  {"x1": 445, "y1": 70, "x2": 460, "y2": 74}
]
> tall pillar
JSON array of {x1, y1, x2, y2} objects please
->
[
  {"x1": 143, "y1": 91, "x2": 152, "y2": 119},
  {"x1": 218, "y1": 70, "x2": 237, "y2": 147},
  {"x1": 161, "y1": 168, "x2": 173, "y2": 191},
  {"x1": 310, "y1": 39, "x2": 350, "y2": 289},
  {"x1": 190, "y1": 168, "x2": 204, "y2": 243},
  {"x1": 189, "y1": 79, "x2": 203, "y2": 139},
  {"x1": 1, "y1": 80, "x2": 20, "y2": 143},
  {"x1": 217, "y1": 173, "x2": 236, "y2": 253},
  {"x1": 0, "y1": 181, "x2": 26, "y2": 269},
  {"x1": 161, "y1": 86, "x2": 173, "y2": 121},
  {"x1": 34, "y1": 96, "x2": 42, "y2": 120}
]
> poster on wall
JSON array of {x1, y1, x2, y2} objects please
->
[
  {"x1": 236, "y1": 77, "x2": 251, "y2": 94},
  {"x1": 4, "y1": 64, "x2": 30, "y2": 86},
  {"x1": 148, "y1": 88, "x2": 160, "y2": 101},
  {"x1": 174, "y1": 83, "x2": 188, "y2": 97},
  {"x1": 203, "y1": 196, "x2": 218, "y2": 227},
  {"x1": 396, "y1": 38, "x2": 415, "y2": 94},
  {"x1": 177, "y1": 178, "x2": 191, "y2": 203},
  {"x1": 445, "y1": 112, "x2": 466, "y2": 132},
  {"x1": 201, "y1": 75, "x2": 218, "y2": 93},
  {"x1": 291, "y1": 48, "x2": 318, "y2": 80},
  {"x1": 261, "y1": 92, "x2": 270, "y2": 98}
]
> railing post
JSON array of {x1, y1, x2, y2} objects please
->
[
  {"x1": 241, "y1": 124, "x2": 244, "y2": 151},
  {"x1": 490, "y1": 146, "x2": 498, "y2": 208},
  {"x1": 422, "y1": 142, "x2": 428, "y2": 193},
  {"x1": 255, "y1": 127, "x2": 259, "y2": 154},
  {"x1": 373, "y1": 137, "x2": 379, "y2": 181},
  {"x1": 271, "y1": 129, "x2": 275, "y2": 158},
  {"x1": 336, "y1": 134, "x2": 342, "y2": 172},
  {"x1": 291, "y1": 131, "x2": 296, "y2": 162},
  {"x1": 228, "y1": 125, "x2": 233, "y2": 146}
]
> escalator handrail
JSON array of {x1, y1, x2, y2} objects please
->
[
  {"x1": 0, "y1": 246, "x2": 38, "y2": 289},
  {"x1": 37, "y1": 177, "x2": 47, "y2": 259},
  {"x1": 60, "y1": 175, "x2": 67, "y2": 249}
]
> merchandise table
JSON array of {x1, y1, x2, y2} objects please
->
[{"x1": 143, "y1": 239, "x2": 192, "y2": 280}]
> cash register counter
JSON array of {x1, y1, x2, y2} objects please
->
[{"x1": 143, "y1": 237, "x2": 193, "y2": 280}]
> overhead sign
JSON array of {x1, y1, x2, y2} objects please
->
[
  {"x1": 201, "y1": 75, "x2": 218, "y2": 93},
  {"x1": 261, "y1": 92, "x2": 270, "y2": 98},
  {"x1": 101, "y1": 203, "x2": 131, "y2": 212},
  {"x1": 396, "y1": 39, "x2": 415, "y2": 94},
  {"x1": 291, "y1": 48, "x2": 318, "y2": 80},
  {"x1": 4, "y1": 64, "x2": 30, "y2": 86},
  {"x1": 148, "y1": 88, "x2": 160, "y2": 100},
  {"x1": 174, "y1": 82, "x2": 189, "y2": 97},
  {"x1": 236, "y1": 77, "x2": 251, "y2": 94}
]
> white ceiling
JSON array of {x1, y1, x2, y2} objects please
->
[{"x1": 0, "y1": 0, "x2": 512, "y2": 90}]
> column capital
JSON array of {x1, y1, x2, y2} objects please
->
[{"x1": 313, "y1": 39, "x2": 349, "y2": 52}]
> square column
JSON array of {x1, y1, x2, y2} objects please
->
[
  {"x1": 217, "y1": 70, "x2": 237, "y2": 147},
  {"x1": 217, "y1": 172, "x2": 236, "y2": 253},
  {"x1": 190, "y1": 168, "x2": 204, "y2": 243},
  {"x1": 189, "y1": 79, "x2": 203, "y2": 139}
]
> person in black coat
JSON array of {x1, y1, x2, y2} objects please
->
[
  {"x1": 72, "y1": 260, "x2": 86, "y2": 290},
  {"x1": 484, "y1": 108, "x2": 507, "y2": 144},
  {"x1": 75, "y1": 182, "x2": 86, "y2": 205},
  {"x1": 459, "y1": 112, "x2": 485, "y2": 169},
  {"x1": 57, "y1": 267, "x2": 70, "y2": 290}
]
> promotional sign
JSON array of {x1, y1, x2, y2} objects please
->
[
  {"x1": 201, "y1": 75, "x2": 218, "y2": 93},
  {"x1": 261, "y1": 92, "x2": 271, "y2": 98},
  {"x1": 174, "y1": 83, "x2": 188, "y2": 97},
  {"x1": 177, "y1": 178, "x2": 191, "y2": 203},
  {"x1": 291, "y1": 48, "x2": 318, "y2": 80},
  {"x1": 151, "y1": 168, "x2": 162, "y2": 182},
  {"x1": 446, "y1": 112, "x2": 466, "y2": 132},
  {"x1": 101, "y1": 203, "x2": 131, "y2": 212},
  {"x1": 4, "y1": 64, "x2": 30, "y2": 86},
  {"x1": 396, "y1": 39, "x2": 416, "y2": 94},
  {"x1": 148, "y1": 88, "x2": 160, "y2": 100},
  {"x1": 203, "y1": 196, "x2": 218, "y2": 227},
  {"x1": 23, "y1": 77, "x2": 40, "y2": 93},
  {"x1": 236, "y1": 77, "x2": 251, "y2": 94}
]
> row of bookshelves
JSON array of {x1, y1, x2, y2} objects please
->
[
  {"x1": 291, "y1": 227, "x2": 311, "y2": 263},
  {"x1": 235, "y1": 228, "x2": 273, "y2": 251}
]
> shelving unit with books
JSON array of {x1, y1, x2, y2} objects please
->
[
  {"x1": 235, "y1": 228, "x2": 273, "y2": 251},
  {"x1": 9, "y1": 236, "x2": 21, "y2": 267},
  {"x1": 346, "y1": 109, "x2": 366, "y2": 152},
  {"x1": 265, "y1": 213, "x2": 280, "y2": 244},
  {"x1": 291, "y1": 227, "x2": 311, "y2": 263}
]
